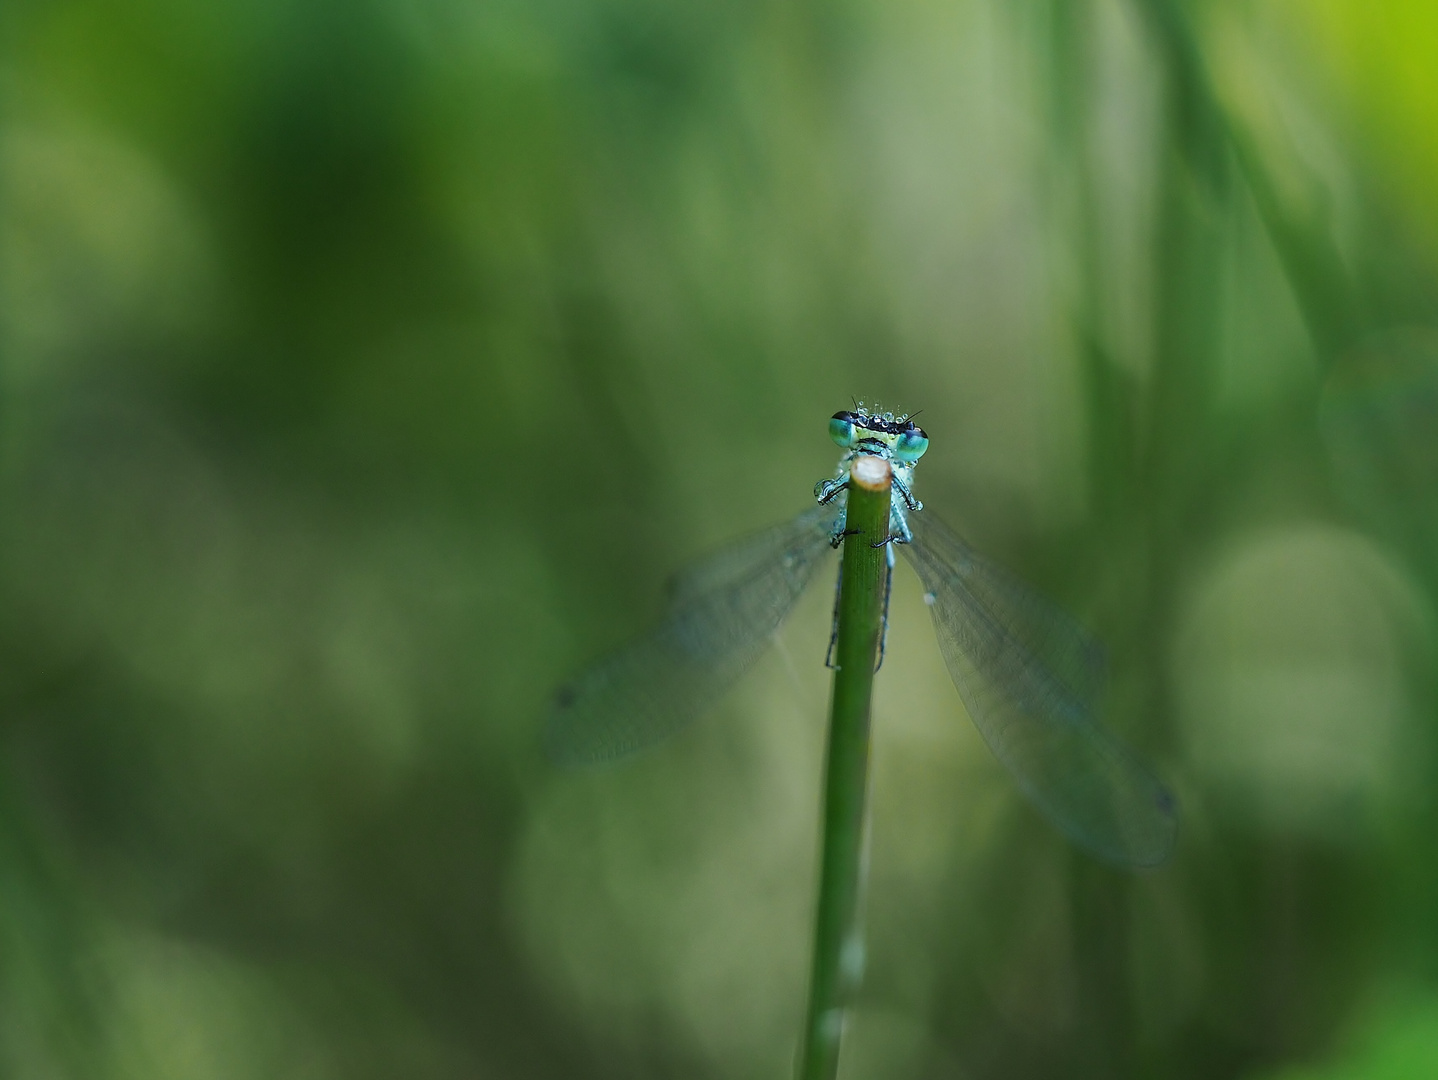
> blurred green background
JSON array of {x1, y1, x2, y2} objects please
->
[{"x1": 5, "y1": 0, "x2": 1438, "y2": 1077}]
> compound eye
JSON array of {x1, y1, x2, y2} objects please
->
[
  {"x1": 829, "y1": 412, "x2": 859, "y2": 448},
  {"x1": 894, "y1": 425, "x2": 929, "y2": 463}
]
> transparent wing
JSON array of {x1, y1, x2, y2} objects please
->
[
  {"x1": 546, "y1": 503, "x2": 841, "y2": 764},
  {"x1": 901, "y1": 511, "x2": 1177, "y2": 866}
]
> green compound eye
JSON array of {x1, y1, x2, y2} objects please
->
[
  {"x1": 894, "y1": 425, "x2": 929, "y2": 463},
  {"x1": 829, "y1": 411, "x2": 859, "y2": 448}
]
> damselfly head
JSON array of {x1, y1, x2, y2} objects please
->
[{"x1": 828, "y1": 406, "x2": 929, "y2": 463}]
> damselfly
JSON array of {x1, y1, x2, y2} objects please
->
[{"x1": 546, "y1": 406, "x2": 1177, "y2": 867}]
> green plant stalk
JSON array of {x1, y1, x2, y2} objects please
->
[{"x1": 797, "y1": 456, "x2": 893, "y2": 1080}]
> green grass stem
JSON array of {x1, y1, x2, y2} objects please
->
[{"x1": 796, "y1": 455, "x2": 893, "y2": 1080}]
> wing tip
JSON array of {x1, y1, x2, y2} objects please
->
[
  {"x1": 1098, "y1": 785, "x2": 1180, "y2": 869},
  {"x1": 542, "y1": 692, "x2": 653, "y2": 768}
]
